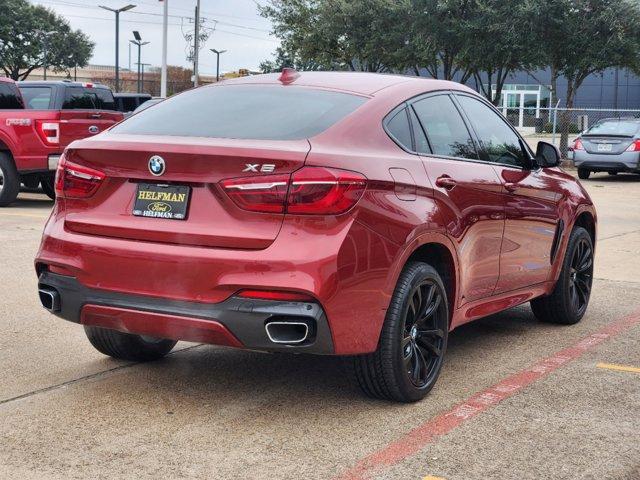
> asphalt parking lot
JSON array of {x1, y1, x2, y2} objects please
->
[{"x1": 1, "y1": 173, "x2": 639, "y2": 480}]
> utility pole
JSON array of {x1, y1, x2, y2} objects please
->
[
  {"x1": 160, "y1": 0, "x2": 168, "y2": 97},
  {"x1": 210, "y1": 49, "x2": 227, "y2": 82},
  {"x1": 99, "y1": 4, "x2": 136, "y2": 92},
  {"x1": 193, "y1": 0, "x2": 201, "y2": 87}
]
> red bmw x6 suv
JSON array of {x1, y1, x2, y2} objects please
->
[{"x1": 36, "y1": 71, "x2": 596, "y2": 402}]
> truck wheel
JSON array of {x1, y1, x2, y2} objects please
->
[
  {"x1": 348, "y1": 262, "x2": 449, "y2": 402},
  {"x1": 531, "y1": 226, "x2": 593, "y2": 325},
  {"x1": 84, "y1": 325, "x2": 177, "y2": 361},
  {"x1": 40, "y1": 174, "x2": 56, "y2": 200},
  {"x1": 0, "y1": 152, "x2": 20, "y2": 207},
  {"x1": 577, "y1": 168, "x2": 590, "y2": 180}
]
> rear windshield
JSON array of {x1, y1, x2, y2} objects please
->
[
  {"x1": 111, "y1": 85, "x2": 367, "y2": 140},
  {"x1": 20, "y1": 86, "x2": 52, "y2": 109},
  {"x1": 586, "y1": 120, "x2": 640, "y2": 137},
  {"x1": 62, "y1": 87, "x2": 116, "y2": 110},
  {"x1": 0, "y1": 83, "x2": 24, "y2": 109}
]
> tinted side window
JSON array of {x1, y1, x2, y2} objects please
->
[
  {"x1": 386, "y1": 108, "x2": 413, "y2": 151},
  {"x1": 63, "y1": 87, "x2": 98, "y2": 109},
  {"x1": 456, "y1": 95, "x2": 527, "y2": 168},
  {"x1": 20, "y1": 87, "x2": 52, "y2": 109},
  {"x1": 0, "y1": 83, "x2": 23, "y2": 109},
  {"x1": 412, "y1": 95, "x2": 477, "y2": 160},
  {"x1": 94, "y1": 89, "x2": 116, "y2": 110}
]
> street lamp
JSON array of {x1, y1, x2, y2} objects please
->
[
  {"x1": 37, "y1": 30, "x2": 56, "y2": 80},
  {"x1": 210, "y1": 49, "x2": 227, "y2": 82},
  {"x1": 136, "y1": 63, "x2": 151, "y2": 93},
  {"x1": 99, "y1": 4, "x2": 136, "y2": 92},
  {"x1": 130, "y1": 31, "x2": 150, "y2": 93}
]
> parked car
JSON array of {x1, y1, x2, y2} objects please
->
[
  {"x1": 572, "y1": 117, "x2": 640, "y2": 179},
  {"x1": 0, "y1": 80, "x2": 123, "y2": 205},
  {"x1": 36, "y1": 71, "x2": 596, "y2": 402},
  {"x1": 113, "y1": 92, "x2": 152, "y2": 116},
  {"x1": 132, "y1": 97, "x2": 163, "y2": 114}
]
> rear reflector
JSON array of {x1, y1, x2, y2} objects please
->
[
  {"x1": 626, "y1": 140, "x2": 640, "y2": 152},
  {"x1": 237, "y1": 289, "x2": 315, "y2": 302},
  {"x1": 55, "y1": 154, "x2": 105, "y2": 199},
  {"x1": 221, "y1": 166, "x2": 366, "y2": 215},
  {"x1": 573, "y1": 139, "x2": 583, "y2": 151}
]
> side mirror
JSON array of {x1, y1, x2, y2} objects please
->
[{"x1": 535, "y1": 141, "x2": 561, "y2": 168}]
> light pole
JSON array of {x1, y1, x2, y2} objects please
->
[
  {"x1": 210, "y1": 49, "x2": 227, "y2": 82},
  {"x1": 130, "y1": 32, "x2": 149, "y2": 93},
  {"x1": 37, "y1": 30, "x2": 56, "y2": 80},
  {"x1": 160, "y1": 0, "x2": 169, "y2": 97},
  {"x1": 99, "y1": 4, "x2": 136, "y2": 92},
  {"x1": 136, "y1": 63, "x2": 151, "y2": 93}
]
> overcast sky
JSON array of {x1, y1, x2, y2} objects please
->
[{"x1": 28, "y1": 0, "x2": 279, "y2": 75}]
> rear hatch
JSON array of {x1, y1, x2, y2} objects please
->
[
  {"x1": 59, "y1": 109, "x2": 123, "y2": 146},
  {"x1": 62, "y1": 135, "x2": 310, "y2": 250}
]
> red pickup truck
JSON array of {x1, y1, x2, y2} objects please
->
[{"x1": 0, "y1": 78, "x2": 123, "y2": 206}]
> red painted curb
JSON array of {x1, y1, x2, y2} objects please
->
[{"x1": 335, "y1": 310, "x2": 640, "y2": 480}]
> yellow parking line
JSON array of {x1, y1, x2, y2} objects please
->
[
  {"x1": 596, "y1": 363, "x2": 640, "y2": 374},
  {"x1": 423, "y1": 476, "x2": 446, "y2": 480},
  {"x1": 0, "y1": 212, "x2": 48, "y2": 219}
]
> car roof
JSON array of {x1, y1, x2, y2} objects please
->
[
  {"x1": 215, "y1": 71, "x2": 475, "y2": 97},
  {"x1": 17, "y1": 81, "x2": 111, "y2": 89},
  {"x1": 0, "y1": 77, "x2": 16, "y2": 84},
  {"x1": 113, "y1": 92, "x2": 152, "y2": 98}
]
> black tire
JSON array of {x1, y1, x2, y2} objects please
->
[
  {"x1": 348, "y1": 262, "x2": 449, "y2": 402},
  {"x1": 84, "y1": 325, "x2": 177, "y2": 361},
  {"x1": 577, "y1": 168, "x2": 590, "y2": 180},
  {"x1": 531, "y1": 226, "x2": 594, "y2": 325},
  {"x1": 0, "y1": 152, "x2": 20, "y2": 207},
  {"x1": 40, "y1": 174, "x2": 56, "y2": 200}
]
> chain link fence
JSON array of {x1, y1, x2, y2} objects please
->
[{"x1": 510, "y1": 107, "x2": 640, "y2": 160}]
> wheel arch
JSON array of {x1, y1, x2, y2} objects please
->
[{"x1": 386, "y1": 234, "x2": 459, "y2": 327}]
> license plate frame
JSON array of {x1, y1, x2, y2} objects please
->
[
  {"x1": 597, "y1": 143, "x2": 613, "y2": 152},
  {"x1": 132, "y1": 183, "x2": 191, "y2": 220}
]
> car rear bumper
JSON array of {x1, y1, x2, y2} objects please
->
[
  {"x1": 573, "y1": 151, "x2": 640, "y2": 171},
  {"x1": 38, "y1": 271, "x2": 334, "y2": 354}
]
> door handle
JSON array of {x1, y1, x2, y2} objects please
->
[
  {"x1": 90, "y1": 113, "x2": 102, "y2": 119},
  {"x1": 435, "y1": 176, "x2": 457, "y2": 190},
  {"x1": 504, "y1": 182, "x2": 518, "y2": 193}
]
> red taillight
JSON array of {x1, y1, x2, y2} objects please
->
[
  {"x1": 573, "y1": 139, "x2": 584, "y2": 151},
  {"x1": 287, "y1": 167, "x2": 366, "y2": 214},
  {"x1": 55, "y1": 154, "x2": 105, "y2": 199},
  {"x1": 237, "y1": 289, "x2": 315, "y2": 302},
  {"x1": 626, "y1": 140, "x2": 640, "y2": 152},
  {"x1": 220, "y1": 167, "x2": 367, "y2": 215},
  {"x1": 220, "y1": 174, "x2": 289, "y2": 213},
  {"x1": 36, "y1": 121, "x2": 59, "y2": 145}
]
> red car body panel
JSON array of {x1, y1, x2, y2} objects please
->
[{"x1": 35, "y1": 72, "x2": 596, "y2": 355}]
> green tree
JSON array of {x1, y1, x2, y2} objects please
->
[
  {"x1": 531, "y1": 0, "x2": 640, "y2": 155},
  {"x1": 0, "y1": 0, "x2": 94, "y2": 80}
]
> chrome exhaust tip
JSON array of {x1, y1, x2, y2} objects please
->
[
  {"x1": 38, "y1": 287, "x2": 60, "y2": 312},
  {"x1": 265, "y1": 321, "x2": 309, "y2": 344}
]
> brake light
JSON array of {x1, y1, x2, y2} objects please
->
[
  {"x1": 220, "y1": 174, "x2": 289, "y2": 213},
  {"x1": 626, "y1": 140, "x2": 640, "y2": 152},
  {"x1": 573, "y1": 139, "x2": 584, "y2": 151},
  {"x1": 221, "y1": 167, "x2": 366, "y2": 215},
  {"x1": 37, "y1": 121, "x2": 60, "y2": 145},
  {"x1": 237, "y1": 289, "x2": 315, "y2": 302},
  {"x1": 287, "y1": 167, "x2": 367, "y2": 214},
  {"x1": 54, "y1": 154, "x2": 105, "y2": 199}
]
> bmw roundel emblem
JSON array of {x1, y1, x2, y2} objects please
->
[{"x1": 148, "y1": 155, "x2": 166, "y2": 176}]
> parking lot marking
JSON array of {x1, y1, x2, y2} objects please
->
[
  {"x1": 423, "y1": 476, "x2": 446, "y2": 480},
  {"x1": 334, "y1": 309, "x2": 640, "y2": 480},
  {"x1": 596, "y1": 362, "x2": 640, "y2": 374}
]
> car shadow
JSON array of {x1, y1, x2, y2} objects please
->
[
  {"x1": 9, "y1": 194, "x2": 54, "y2": 209},
  {"x1": 584, "y1": 173, "x2": 640, "y2": 182}
]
